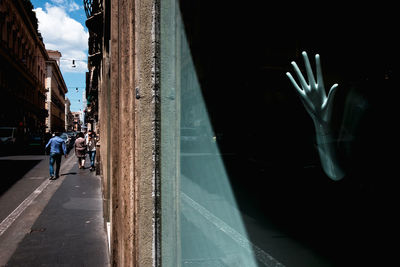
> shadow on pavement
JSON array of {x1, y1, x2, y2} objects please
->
[
  {"x1": 0, "y1": 159, "x2": 42, "y2": 196},
  {"x1": 60, "y1": 172, "x2": 77, "y2": 176}
]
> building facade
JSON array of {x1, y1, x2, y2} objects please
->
[
  {"x1": 83, "y1": 3, "x2": 100, "y2": 134},
  {"x1": 71, "y1": 111, "x2": 82, "y2": 132},
  {"x1": 65, "y1": 97, "x2": 74, "y2": 131},
  {"x1": 0, "y1": 0, "x2": 48, "y2": 146},
  {"x1": 85, "y1": 1, "x2": 398, "y2": 266},
  {"x1": 45, "y1": 50, "x2": 68, "y2": 133}
]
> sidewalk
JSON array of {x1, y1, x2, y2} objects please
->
[{"x1": 1, "y1": 154, "x2": 110, "y2": 267}]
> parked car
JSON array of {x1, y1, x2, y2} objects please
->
[
  {"x1": 27, "y1": 134, "x2": 43, "y2": 147},
  {"x1": 65, "y1": 131, "x2": 77, "y2": 143},
  {"x1": 0, "y1": 127, "x2": 17, "y2": 146},
  {"x1": 0, "y1": 127, "x2": 18, "y2": 153},
  {"x1": 25, "y1": 133, "x2": 45, "y2": 154}
]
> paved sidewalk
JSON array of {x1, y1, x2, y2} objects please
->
[{"x1": 2, "y1": 156, "x2": 110, "y2": 267}]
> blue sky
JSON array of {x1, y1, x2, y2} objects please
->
[{"x1": 31, "y1": 0, "x2": 89, "y2": 112}]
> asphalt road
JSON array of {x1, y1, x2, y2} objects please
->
[
  {"x1": 0, "y1": 150, "x2": 109, "y2": 266},
  {"x1": 0, "y1": 154, "x2": 49, "y2": 222},
  {"x1": 0, "y1": 152, "x2": 72, "y2": 265}
]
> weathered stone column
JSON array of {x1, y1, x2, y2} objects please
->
[
  {"x1": 104, "y1": 0, "x2": 159, "y2": 266},
  {"x1": 134, "y1": 0, "x2": 160, "y2": 265}
]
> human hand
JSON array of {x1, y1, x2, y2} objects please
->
[
  {"x1": 286, "y1": 52, "x2": 344, "y2": 181},
  {"x1": 286, "y1": 51, "x2": 338, "y2": 127}
]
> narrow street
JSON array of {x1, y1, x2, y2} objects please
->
[{"x1": 0, "y1": 151, "x2": 109, "y2": 266}]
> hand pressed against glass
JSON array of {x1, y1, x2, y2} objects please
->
[
  {"x1": 286, "y1": 51, "x2": 344, "y2": 181},
  {"x1": 286, "y1": 51, "x2": 338, "y2": 127}
]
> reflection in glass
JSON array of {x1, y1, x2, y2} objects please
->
[
  {"x1": 161, "y1": 1, "x2": 398, "y2": 266},
  {"x1": 286, "y1": 51, "x2": 344, "y2": 181},
  {"x1": 160, "y1": 1, "x2": 284, "y2": 266}
]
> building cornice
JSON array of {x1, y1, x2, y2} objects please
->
[
  {"x1": 12, "y1": 0, "x2": 48, "y2": 59},
  {"x1": 46, "y1": 59, "x2": 68, "y2": 94}
]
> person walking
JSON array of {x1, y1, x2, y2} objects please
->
[
  {"x1": 45, "y1": 132, "x2": 67, "y2": 180},
  {"x1": 87, "y1": 132, "x2": 97, "y2": 172},
  {"x1": 74, "y1": 132, "x2": 87, "y2": 169},
  {"x1": 84, "y1": 130, "x2": 91, "y2": 144}
]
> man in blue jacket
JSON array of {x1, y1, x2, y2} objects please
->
[{"x1": 45, "y1": 132, "x2": 67, "y2": 180}]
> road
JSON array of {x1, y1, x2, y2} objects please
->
[{"x1": 0, "y1": 150, "x2": 79, "y2": 265}]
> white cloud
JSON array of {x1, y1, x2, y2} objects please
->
[
  {"x1": 49, "y1": 0, "x2": 81, "y2": 12},
  {"x1": 50, "y1": 0, "x2": 65, "y2": 4},
  {"x1": 68, "y1": 2, "x2": 80, "y2": 12},
  {"x1": 34, "y1": 3, "x2": 88, "y2": 73}
]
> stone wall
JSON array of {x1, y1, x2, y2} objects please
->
[{"x1": 98, "y1": 0, "x2": 159, "y2": 266}]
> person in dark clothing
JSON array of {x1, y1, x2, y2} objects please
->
[{"x1": 45, "y1": 132, "x2": 67, "y2": 180}]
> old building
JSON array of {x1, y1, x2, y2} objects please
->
[
  {"x1": 85, "y1": 0, "x2": 398, "y2": 266},
  {"x1": 0, "y1": 0, "x2": 48, "y2": 146},
  {"x1": 71, "y1": 111, "x2": 82, "y2": 132},
  {"x1": 65, "y1": 97, "x2": 74, "y2": 131},
  {"x1": 45, "y1": 50, "x2": 68, "y2": 133},
  {"x1": 83, "y1": 0, "x2": 101, "y2": 134}
]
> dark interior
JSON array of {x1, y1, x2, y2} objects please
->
[{"x1": 179, "y1": 1, "x2": 398, "y2": 265}]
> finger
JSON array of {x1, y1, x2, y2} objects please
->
[
  {"x1": 315, "y1": 54, "x2": 325, "y2": 89},
  {"x1": 291, "y1": 61, "x2": 309, "y2": 90},
  {"x1": 327, "y1": 84, "x2": 338, "y2": 99},
  {"x1": 286, "y1": 72, "x2": 305, "y2": 96},
  {"x1": 324, "y1": 84, "x2": 339, "y2": 114},
  {"x1": 302, "y1": 51, "x2": 316, "y2": 87}
]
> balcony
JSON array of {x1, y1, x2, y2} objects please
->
[
  {"x1": 84, "y1": 0, "x2": 103, "y2": 34},
  {"x1": 88, "y1": 33, "x2": 102, "y2": 64},
  {"x1": 83, "y1": 0, "x2": 103, "y2": 18}
]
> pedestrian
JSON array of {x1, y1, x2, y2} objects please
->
[
  {"x1": 74, "y1": 132, "x2": 87, "y2": 169},
  {"x1": 45, "y1": 132, "x2": 67, "y2": 180},
  {"x1": 84, "y1": 130, "x2": 89, "y2": 144},
  {"x1": 87, "y1": 132, "x2": 97, "y2": 171}
]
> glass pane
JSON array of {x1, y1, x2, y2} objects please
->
[{"x1": 161, "y1": 1, "x2": 398, "y2": 266}]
